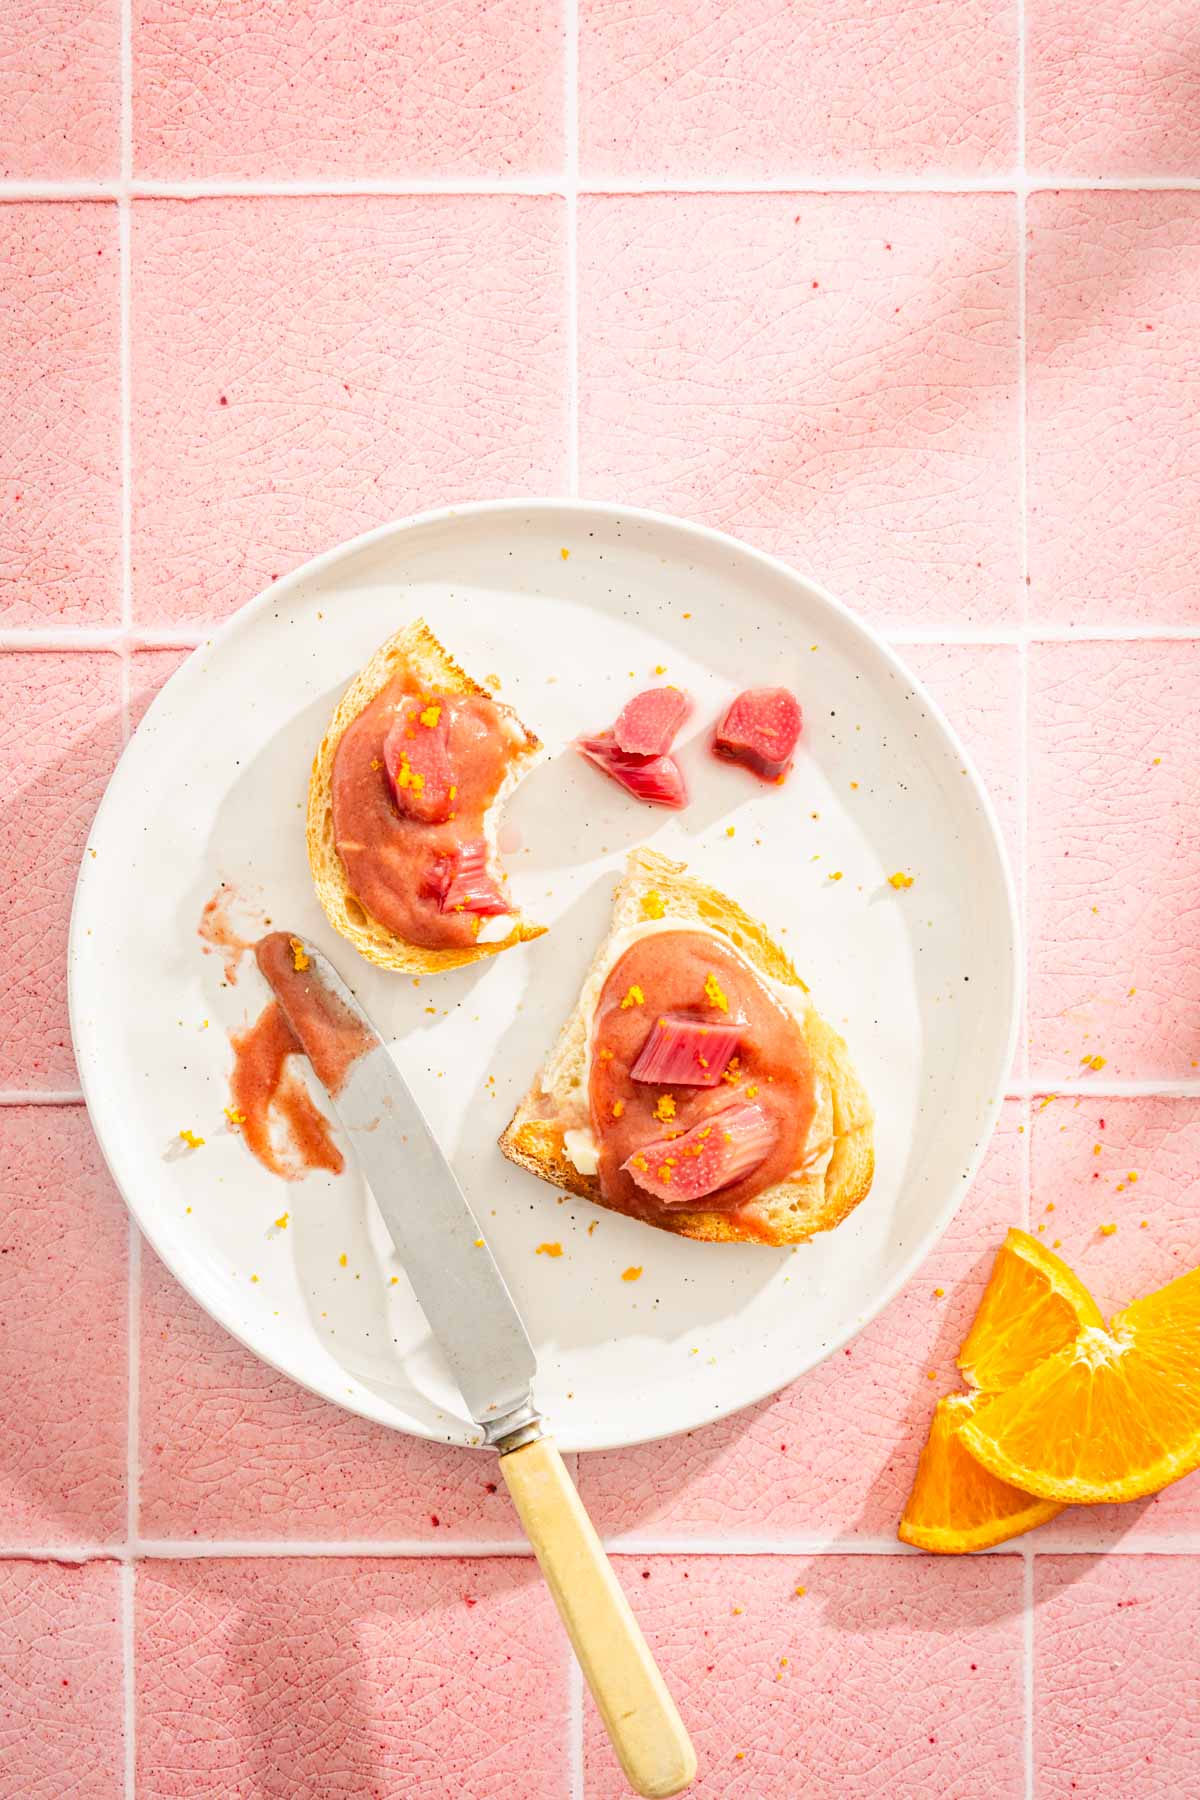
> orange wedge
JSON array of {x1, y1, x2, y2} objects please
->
[
  {"x1": 898, "y1": 1393, "x2": 1063, "y2": 1553},
  {"x1": 957, "y1": 1226, "x2": 1105, "y2": 1392},
  {"x1": 959, "y1": 1266, "x2": 1200, "y2": 1504}
]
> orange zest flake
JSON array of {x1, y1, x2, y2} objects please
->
[
  {"x1": 274, "y1": 1213, "x2": 289, "y2": 1230},
  {"x1": 828, "y1": 870, "x2": 844, "y2": 882},
  {"x1": 654, "y1": 663, "x2": 667, "y2": 675},
  {"x1": 587, "y1": 1220, "x2": 598, "y2": 1236},
  {"x1": 223, "y1": 1105, "x2": 246, "y2": 1126},
  {"x1": 473, "y1": 1237, "x2": 484, "y2": 1248},
  {"x1": 370, "y1": 758, "x2": 381, "y2": 771},
  {"x1": 721, "y1": 1057, "x2": 741, "y2": 1086},
  {"x1": 338, "y1": 1253, "x2": 348, "y2": 1268},
  {"x1": 725, "y1": 826, "x2": 736, "y2": 838},
  {"x1": 620, "y1": 984, "x2": 645, "y2": 1009},
  {"x1": 395, "y1": 754, "x2": 425, "y2": 794},
  {"x1": 704, "y1": 971, "x2": 729, "y2": 1012},
  {"x1": 745, "y1": 1083, "x2": 759, "y2": 1099},
  {"x1": 653, "y1": 1093, "x2": 676, "y2": 1123},
  {"x1": 632, "y1": 1154, "x2": 648, "y2": 1172},
  {"x1": 1081, "y1": 1053, "x2": 1107, "y2": 1071},
  {"x1": 621, "y1": 1266, "x2": 643, "y2": 1282},
  {"x1": 656, "y1": 1164, "x2": 674, "y2": 1183},
  {"x1": 418, "y1": 703, "x2": 441, "y2": 728},
  {"x1": 611, "y1": 1099, "x2": 625, "y2": 1119},
  {"x1": 888, "y1": 871, "x2": 914, "y2": 890},
  {"x1": 560, "y1": 547, "x2": 570, "y2": 560},
  {"x1": 289, "y1": 936, "x2": 310, "y2": 972},
  {"x1": 178, "y1": 1128, "x2": 204, "y2": 1149},
  {"x1": 1099, "y1": 1223, "x2": 1118, "y2": 1236},
  {"x1": 641, "y1": 890, "x2": 666, "y2": 920},
  {"x1": 598, "y1": 1047, "x2": 614, "y2": 1062},
  {"x1": 536, "y1": 1241, "x2": 564, "y2": 1258}
]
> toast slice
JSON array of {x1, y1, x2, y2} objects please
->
[
  {"x1": 499, "y1": 848, "x2": 874, "y2": 1246},
  {"x1": 307, "y1": 620, "x2": 545, "y2": 973}
]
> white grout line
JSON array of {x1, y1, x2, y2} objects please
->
[
  {"x1": 5, "y1": 1535, "x2": 1200, "y2": 1562},
  {"x1": 118, "y1": 11, "x2": 136, "y2": 1790},
  {"x1": 0, "y1": 1088, "x2": 86, "y2": 1105},
  {"x1": 1023, "y1": 1551, "x2": 1035, "y2": 1800},
  {"x1": 4, "y1": 621, "x2": 1200, "y2": 655},
  {"x1": 567, "y1": 1655, "x2": 585, "y2": 1800},
  {"x1": 564, "y1": 0, "x2": 580, "y2": 501},
  {"x1": 3, "y1": 1080, "x2": 1198, "y2": 1109},
  {"x1": 120, "y1": 1560, "x2": 136, "y2": 1799},
  {"x1": 7, "y1": 175, "x2": 1200, "y2": 201}
]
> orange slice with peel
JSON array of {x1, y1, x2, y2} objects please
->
[
  {"x1": 957, "y1": 1226, "x2": 1105, "y2": 1392},
  {"x1": 959, "y1": 1266, "x2": 1200, "y2": 1504},
  {"x1": 898, "y1": 1393, "x2": 1063, "y2": 1553}
]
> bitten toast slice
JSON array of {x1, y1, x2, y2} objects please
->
[
  {"x1": 499, "y1": 847, "x2": 874, "y2": 1245},
  {"x1": 307, "y1": 619, "x2": 545, "y2": 974}
]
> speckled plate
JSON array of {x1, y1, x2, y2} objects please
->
[{"x1": 69, "y1": 500, "x2": 1019, "y2": 1452}]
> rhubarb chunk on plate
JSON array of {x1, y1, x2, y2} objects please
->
[
  {"x1": 576, "y1": 733, "x2": 688, "y2": 809},
  {"x1": 612, "y1": 686, "x2": 692, "y2": 757},
  {"x1": 713, "y1": 687, "x2": 802, "y2": 782}
]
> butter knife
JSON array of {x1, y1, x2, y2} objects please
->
[{"x1": 262, "y1": 934, "x2": 696, "y2": 1800}]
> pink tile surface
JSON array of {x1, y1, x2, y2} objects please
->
[
  {"x1": 133, "y1": 0, "x2": 562, "y2": 179},
  {"x1": 135, "y1": 1557, "x2": 568, "y2": 1797},
  {"x1": 0, "y1": 204, "x2": 121, "y2": 627},
  {"x1": 1028, "y1": 191, "x2": 1200, "y2": 625},
  {"x1": 5, "y1": 9, "x2": 1200, "y2": 1792},
  {"x1": 578, "y1": 1103, "x2": 1024, "y2": 1541},
  {"x1": 128, "y1": 647, "x2": 188, "y2": 731},
  {"x1": 140, "y1": 1247, "x2": 527, "y2": 1541},
  {"x1": 0, "y1": 1109, "x2": 128, "y2": 1546},
  {"x1": 1030, "y1": 1095, "x2": 1200, "y2": 1542},
  {"x1": 0, "y1": 1, "x2": 118, "y2": 179},
  {"x1": 130, "y1": 196, "x2": 567, "y2": 625},
  {"x1": 0, "y1": 652, "x2": 123, "y2": 1088},
  {"x1": 1028, "y1": 640, "x2": 1200, "y2": 1083},
  {"x1": 584, "y1": 1555, "x2": 1025, "y2": 1798},
  {"x1": 578, "y1": 194, "x2": 1020, "y2": 628},
  {"x1": 0, "y1": 1559, "x2": 123, "y2": 1798},
  {"x1": 1034, "y1": 1556, "x2": 1200, "y2": 1798},
  {"x1": 1027, "y1": 0, "x2": 1200, "y2": 176},
  {"x1": 580, "y1": 0, "x2": 1015, "y2": 180}
]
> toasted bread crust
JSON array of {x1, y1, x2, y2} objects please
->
[
  {"x1": 499, "y1": 848, "x2": 874, "y2": 1246},
  {"x1": 306, "y1": 619, "x2": 545, "y2": 973}
]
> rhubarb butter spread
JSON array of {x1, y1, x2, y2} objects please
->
[
  {"x1": 227, "y1": 933, "x2": 373, "y2": 1181},
  {"x1": 589, "y1": 930, "x2": 816, "y2": 1227},
  {"x1": 331, "y1": 675, "x2": 527, "y2": 950}
]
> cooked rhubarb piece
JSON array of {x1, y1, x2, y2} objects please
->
[
  {"x1": 630, "y1": 1013, "x2": 741, "y2": 1088},
  {"x1": 713, "y1": 687, "x2": 802, "y2": 782},
  {"x1": 612, "y1": 686, "x2": 692, "y2": 757},
  {"x1": 422, "y1": 840, "x2": 510, "y2": 917},
  {"x1": 576, "y1": 733, "x2": 688, "y2": 809},
  {"x1": 623, "y1": 1102, "x2": 774, "y2": 1206},
  {"x1": 383, "y1": 698, "x2": 456, "y2": 822}
]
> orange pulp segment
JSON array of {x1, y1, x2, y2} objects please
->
[
  {"x1": 957, "y1": 1226, "x2": 1105, "y2": 1393},
  {"x1": 898, "y1": 1392, "x2": 1063, "y2": 1553},
  {"x1": 959, "y1": 1265, "x2": 1200, "y2": 1504}
]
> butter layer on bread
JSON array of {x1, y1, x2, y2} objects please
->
[{"x1": 499, "y1": 847, "x2": 874, "y2": 1246}]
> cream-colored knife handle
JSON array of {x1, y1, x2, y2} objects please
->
[{"x1": 500, "y1": 1435, "x2": 696, "y2": 1798}]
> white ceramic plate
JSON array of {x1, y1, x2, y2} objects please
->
[{"x1": 70, "y1": 500, "x2": 1018, "y2": 1453}]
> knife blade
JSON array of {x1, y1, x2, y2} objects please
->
[{"x1": 263, "y1": 936, "x2": 538, "y2": 1444}]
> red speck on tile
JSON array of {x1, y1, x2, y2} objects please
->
[{"x1": 430, "y1": 1514, "x2": 440, "y2": 1528}]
